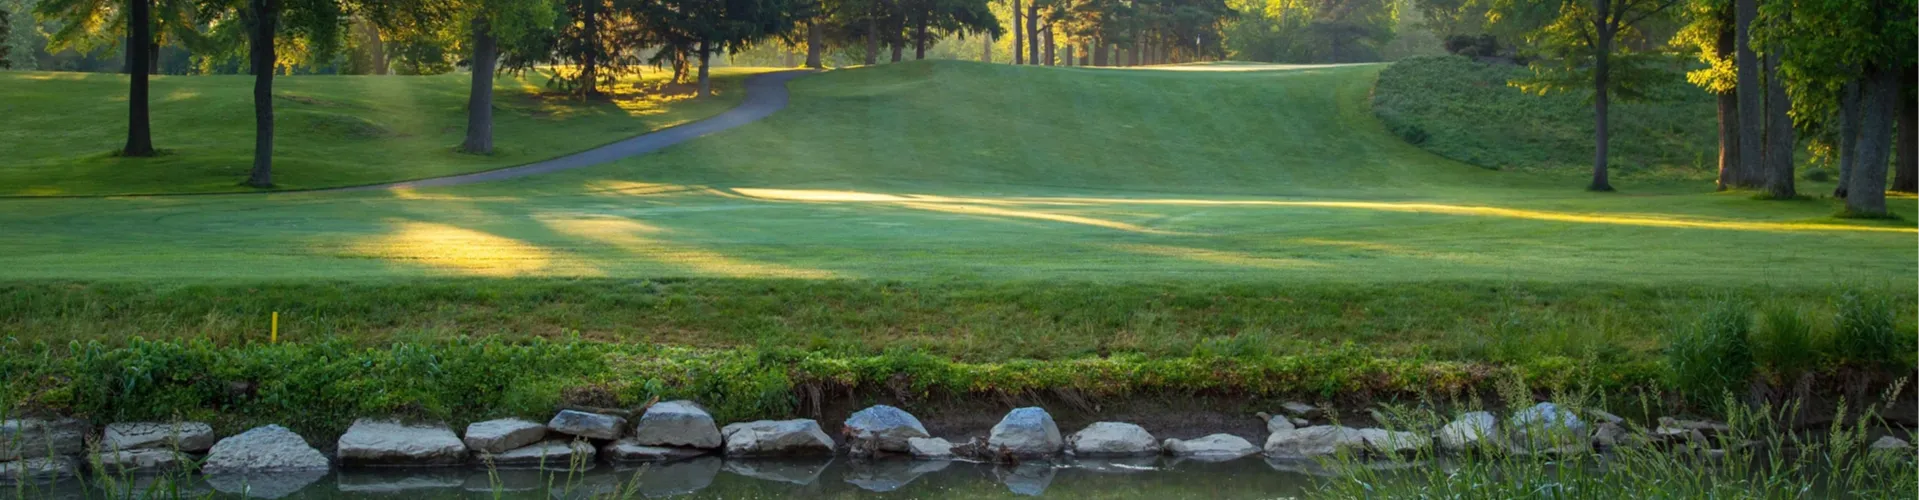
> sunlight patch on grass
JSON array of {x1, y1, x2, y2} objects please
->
[
  {"x1": 731, "y1": 187, "x2": 1179, "y2": 234},
  {"x1": 1112, "y1": 243, "x2": 1326, "y2": 269},
  {"x1": 1026, "y1": 197, "x2": 1917, "y2": 234},
  {"x1": 541, "y1": 216, "x2": 836, "y2": 278},
  {"x1": 356, "y1": 220, "x2": 579, "y2": 276}
]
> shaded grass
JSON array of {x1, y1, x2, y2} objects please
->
[{"x1": 0, "y1": 67, "x2": 768, "y2": 196}]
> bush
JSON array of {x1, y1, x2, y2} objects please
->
[
  {"x1": 1667, "y1": 300, "x2": 1754, "y2": 407},
  {"x1": 1754, "y1": 307, "x2": 1816, "y2": 383},
  {"x1": 1833, "y1": 291, "x2": 1902, "y2": 370},
  {"x1": 1443, "y1": 34, "x2": 1502, "y2": 58}
]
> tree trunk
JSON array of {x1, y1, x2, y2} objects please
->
[
  {"x1": 914, "y1": 12, "x2": 927, "y2": 59},
  {"x1": 582, "y1": 0, "x2": 601, "y2": 98},
  {"x1": 1026, "y1": 4, "x2": 1038, "y2": 65},
  {"x1": 1761, "y1": 46, "x2": 1795, "y2": 198},
  {"x1": 890, "y1": 40, "x2": 902, "y2": 62},
  {"x1": 1011, "y1": 0, "x2": 1023, "y2": 64},
  {"x1": 697, "y1": 39, "x2": 712, "y2": 98},
  {"x1": 1846, "y1": 65, "x2": 1896, "y2": 216},
  {"x1": 246, "y1": 0, "x2": 276, "y2": 188},
  {"x1": 865, "y1": 14, "x2": 879, "y2": 65},
  {"x1": 806, "y1": 23, "x2": 823, "y2": 68},
  {"x1": 148, "y1": 42, "x2": 160, "y2": 75},
  {"x1": 1092, "y1": 39, "x2": 1107, "y2": 66},
  {"x1": 1042, "y1": 29, "x2": 1053, "y2": 66},
  {"x1": 124, "y1": 0, "x2": 155, "y2": 157},
  {"x1": 1062, "y1": 43, "x2": 1072, "y2": 66},
  {"x1": 1835, "y1": 80, "x2": 1861, "y2": 197},
  {"x1": 461, "y1": 16, "x2": 497, "y2": 154},
  {"x1": 1896, "y1": 75, "x2": 1918, "y2": 192},
  {"x1": 982, "y1": 32, "x2": 992, "y2": 63},
  {"x1": 1715, "y1": 90, "x2": 1739, "y2": 190},
  {"x1": 1588, "y1": 8, "x2": 1613, "y2": 192},
  {"x1": 1732, "y1": 0, "x2": 1762, "y2": 188}
]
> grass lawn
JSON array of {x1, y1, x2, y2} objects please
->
[{"x1": 0, "y1": 67, "x2": 770, "y2": 196}]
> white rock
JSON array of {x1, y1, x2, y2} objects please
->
[
  {"x1": 0, "y1": 456, "x2": 80, "y2": 484},
  {"x1": 1066, "y1": 422, "x2": 1160, "y2": 457},
  {"x1": 1264, "y1": 413, "x2": 1297, "y2": 434},
  {"x1": 202, "y1": 425, "x2": 330, "y2": 474},
  {"x1": 602, "y1": 437, "x2": 709, "y2": 462},
  {"x1": 1438, "y1": 411, "x2": 1498, "y2": 452},
  {"x1": 1162, "y1": 434, "x2": 1259, "y2": 461},
  {"x1": 482, "y1": 439, "x2": 596, "y2": 468},
  {"x1": 907, "y1": 437, "x2": 955, "y2": 459},
  {"x1": 1356, "y1": 428, "x2": 1426, "y2": 455},
  {"x1": 336, "y1": 419, "x2": 467, "y2": 466},
  {"x1": 547, "y1": 410, "x2": 626, "y2": 440},
  {"x1": 1280, "y1": 402, "x2": 1319, "y2": 418},
  {"x1": 843, "y1": 405, "x2": 931, "y2": 454},
  {"x1": 1, "y1": 418, "x2": 88, "y2": 461},
  {"x1": 95, "y1": 449, "x2": 191, "y2": 473},
  {"x1": 102, "y1": 422, "x2": 217, "y2": 453},
  {"x1": 463, "y1": 418, "x2": 547, "y2": 454},
  {"x1": 632, "y1": 400, "x2": 723, "y2": 449},
  {"x1": 721, "y1": 419, "x2": 834, "y2": 457},
  {"x1": 1508, "y1": 402, "x2": 1589, "y2": 455},
  {"x1": 1870, "y1": 436, "x2": 1913, "y2": 453},
  {"x1": 1263, "y1": 425, "x2": 1367, "y2": 458},
  {"x1": 987, "y1": 407, "x2": 1063, "y2": 458}
]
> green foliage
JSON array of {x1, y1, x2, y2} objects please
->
[
  {"x1": 1222, "y1": 0, "x2": 1398, "y2": 63},
  {"x1": 1832, "y1": 291, "x2": 1903, "y2": 370},
  {"x1": 1666, "y1": 299, "x2": 1753, "y2": 407},
  {"x1": 0, "y1": 8, "x2": 11, "y2": 69},
  {"x1": 1753, "y1": 305, "x2": 1815, "y2": 383},
  {"x1": 1373, "y1": 56, "x2": 1717, "y2": 176}
]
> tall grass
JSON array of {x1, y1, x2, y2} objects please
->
[
  {"x1": 1667, "y1": 299, "x2": 1754, "y2": 409},
  {"x1": 1833, "y1": 291, "x2": 1902, "y2": 370}
]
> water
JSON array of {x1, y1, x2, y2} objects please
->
[{"x1": 18, "y1": 456, "x2": 1328, "y2": 499}]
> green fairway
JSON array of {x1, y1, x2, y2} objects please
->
[
  {"x1": 0, "y1": 67, "x2": 767, "y2": 196},
  {"x1": 0, "y1": 61, "x2": 1909, "y2": 284}
]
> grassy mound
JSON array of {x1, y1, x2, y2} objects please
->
[
  {"x1": 1372, "y1": 56, "x2": 1718, "y2": 179},
  {"x1": 0, "y1": 68, "x2": 766, "y2": 196}
]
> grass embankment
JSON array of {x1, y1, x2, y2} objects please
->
[
  {"x1": 0, "y1": 68, "x2": 766, "y2": 196},
  {"x1": 1372, "y1": 56, "x2": 1719, "y2": 179}
]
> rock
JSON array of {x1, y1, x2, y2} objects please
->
[
  {"x1": 723, "y1": 457, "x2": 831, "y2": 485},
  {"x1": 94, "y1": 449, "x2": 190, "y2": 473},
  {"x1": 843, "y1": 405, "x2": 931, "y2": 455},
  {"x1": 1280, "y1": 402, "x2": 1319, "y2": 418},
  {"x1": 1870, "y1": 436, "x2": 1913, "y2": 453},
  {"x1": 1438, "y1": 412, "x2": 1498, "y2": 452},
  {"x1": 0, "y1": 456, "x2": 80, "y2": 484},
  {"x1": 482, "y1": 439, "x2": 597, "y2": 468},
  {"x1": 988, "y1": 407, "x2": 1063, "y2": 458},
  {"x1": 631, "y1": 400, "x2": 723, "y2": 449},
  {"x1": 601, "y1": 437, "x2": 709, "y2": 462},
  {"x1": 1066, "y1": 422, "x2": 1160, "y2": 457},
  {"x1": 1650, "y1": 426, "x2": 1709, "y2": 448},
  {"x1": 1264, "y1": 426, "x2": 1367, "y2": 458},
  {"x1": 844, "y1": 459, "x2": 950, "y2": 492},
  {"x1": 336, "y1": 469, "x2": 464, "y2": 493},
  {"x1": 1259, "y1": 412, "x2": 1296, "y2": 434},
  {"x1": 1290, "y1": 417, "x2": 1312, "y2": 427},
  {"x1": 101, "y1": 422, "x2": 217, "y2": 453},
  {"x1": 1356, "y1": 428, "x2": 1426, "y2": 455},
  {"x1": 907, "y1": 437, "x2": 954, "y2": 459},
  {"x1": 336, "y1": 419, "x2": 467, "y2": 466},
  {"x1": 995, "y1": 462, "x2": 1056, "y2": 496},
  {"x1": 462, "y1": 418, "x2": 547, "y2": 454},
  {"x1": 1162, "y1": 434, "x2": 1259, "y2": 461},
  {"x1": 547, "y1": 410, "x2": 626, "y2": 441},
  {"x1": 1508, "y1": 403, "x2": 1589, "y2": 455},
  {"x1": 1, "y1": 418, "x2": 88, "y2": 461},
  {"x1": 1586, "y1": 409, "x2": 1626, "y2": 426},
  {"x1": 1592, "y1": 422, "x2": 1643, "y2": 449},
  {"x1": 1656, "y1": 417, "x2": 1729, "y2": 438},
  {"x1": 202, "y1": 425, "x2": 331, "y2": 474},
  {"x1": 204, "y1": 468, "x2": 328, "y2": 499},
  {"x1": 721, "y1": 419, "x2": 834, "y2": 457}
]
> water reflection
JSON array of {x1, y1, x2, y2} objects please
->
[{"x1": 29, "y1": 454, "x2": 1323, "y2": 499}]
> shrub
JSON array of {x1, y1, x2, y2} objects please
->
[
  {"x1": 1754, "y1": 306, "x2": 1816, "y2": 383},
  {"x1": 1833, "y1": 292, "x2": 1901, "y2": 370},
  {"x1": 1667, "y1": 299, "x2": 1754, "y2": 407}
]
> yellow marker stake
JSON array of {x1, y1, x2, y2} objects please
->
[{"x1": 271, "y1": 312, "x2": 279, "y2": 343}]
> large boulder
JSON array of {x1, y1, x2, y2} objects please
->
[
  {"x1": 908, "y1": 437, "x2": 955, "y2": 459},
  {"x1": 483, "y1": 439, "x2": 597, "y2": 468},
  {"x1": 631, "y1": 400, "x2": 723, "y2": 449},
  {"x1": 988, "y1": 407, "x2": 1063, "y2": 458},
  {"x1": 1438, "y1": 412, "x2": 1498, "y2": 453},
  {"x1": 102, "y1": 422, "x2": 217, "y2": 453},
  {"x1": 202, "y1": 425, "x2": 331, "y2": 474},
  {"x1": 1264, "y1": 425, "x2": 1367, "y2": 458},
  {"x1": 463, "y1": 418, "x2": 547, "y2": 454},
  {"x1": 1162, "y1": 434, "x2": 1259, "y2": 461},
  {"x1": 602, "y1": 438, "x2": 710, "y2": 462},
  {"x1": 843, "y1": 405, "x2": 930, "y2": 455},
  {"x1": 1, "y1": 418, "x2": 88, "y2": 461},
  {"x1": 1066, "y1": 422, "x2": 1160, "y2": 457},
  {"x1": 336, "y1": 419, "x2": 467, "y2": 466},
  {"x1": 721, "y1": 419, "x2": 835, "y2": 457},
  {"x1": 0, "y1": 456, "x2": 80, "y2": 485},
  {"x1": 1508, "y1": 403, "x2": 1589, "y2": 455},
  {"x1": 547, "y1": 410, "x2": 626, "y2": 441}
]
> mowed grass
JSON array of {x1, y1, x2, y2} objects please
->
[{"x1": 0, "y1": 67, "x2": 769, "y2": 195}]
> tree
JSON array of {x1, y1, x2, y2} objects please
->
[
  {"x1": 1510, "y1": 0, "x2": 1679, "y2": 192},
  {"x1": 37, "y1": 0, "x2": 202, "y2": 156},
  {"x1": 1762, "y1": 0, "x2": 1914, "y2": 215},
  {"x1": 1676, "y1": 0, "x2": 1742, "y2": 190},
  {"x1": 1731, "y1": 0, "x2": 1759, "y2": 191},
  {"x1": 190, "y1": 0, "x2": 348, "y2": 187},
  {"x1": 0, "y1": 8, "x2": 12, "y2": 69},
  {"x1": 440, "y1": 0, "x2": 553, "y2": 154},
  {"x1": 649, "y1": 0, "x2": 804, "y2": 98}
]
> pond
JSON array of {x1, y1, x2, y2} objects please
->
[{"x1": 18, "y1": 456, "x2": 1330, "y2": 499}]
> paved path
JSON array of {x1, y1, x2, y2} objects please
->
[{"x1": 331, "y1": 70, "x2": 812, "y2": 192}]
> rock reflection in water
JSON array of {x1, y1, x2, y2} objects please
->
[
  {"x1": 336, "y1": 468, "x2": 463, "y2": 493},
  {"x1": 843, "y1": 459, "x2": 951, "y2": 492},
  {"x1": 722, "y1": 457, "x2": 832, "y2": 485},
  {"x1": 994, "y1": 462, "x2": 1057, "y2": 496},
  {"x1": 204, "y1": 468, "x2": 327, "y2": 499}
]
